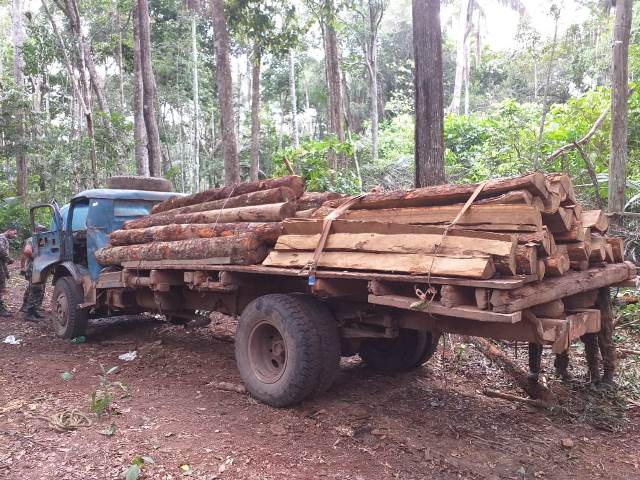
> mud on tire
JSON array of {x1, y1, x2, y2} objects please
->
[
  {"x1": 51, "y1": 277, "x2": 89, "y2": 339},
  {"x1": 235, "y1": 294, "x2": 329, "y2": 407}
]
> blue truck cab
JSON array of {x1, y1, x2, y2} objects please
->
[{"x1": 30, "y1": 188, "x2": 178, "y2": 338}]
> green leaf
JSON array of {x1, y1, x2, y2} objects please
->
[
  {"x1": 131, "y1": 456, "x2": 145, "y2": 467},
  {"x1": 106, "y1": 366, "x2": 119, "y2": 375},
  {"x1": 125, "y1": 464, "x2": 141, "y2": 480},
  {"x1": 60, "y1": 371, "x2": 74, "y2": 381}
]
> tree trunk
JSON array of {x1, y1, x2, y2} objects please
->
[
  {"x1": 136, "y1": 0, "x2": 163, "y2": 177},
  {"x1": 609, "y1": 0, "x2": 633, "y2": 225},
  {"x1": 11, "y1": 0, "x2": 27, "y2": 200},
  {"x1": 449, "y1": 0, "x2": 471, "y2": 115},
  {"x1": 115, "y1": 0, "x2": 125, "y2": 114},
  {"x1": 322, "y1": 0, "x2": 345, "y2": 169},
  {"x1": 367, "y1": 1, "x2": 382, "y2": 163},
  {"x1": 191, "y1": 13, "x2": 201, "y2": 192},
  {"x1": 249, "y1": 47, "x2": 261, "y2": 182},
  {"x1": 289, "y1": 49, "x2": 299, "y2": 148},
  {"x1": 412, "y1": 0, "x2": 445, "y2": 187},
  {"x1": 132, "y1": 1, "x2": 149, "y2": 176},
  {"x1": 211, "y1": 0, "x2": 240, "y2": 185}
]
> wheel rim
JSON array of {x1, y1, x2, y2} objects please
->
[
  {"x1": 54, "y1": 292, "x2": 69, "y2": 330},
  {"x1": 248, "y1": 321, "x2": 287, "y2": 384}
]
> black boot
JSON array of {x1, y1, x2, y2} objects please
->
[{"x1": 23, "y1": 309, "x2": 40, "y2": 323}]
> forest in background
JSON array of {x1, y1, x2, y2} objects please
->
[{"x1": 0, "y1": 0, "x2": 639, "y2": 235}]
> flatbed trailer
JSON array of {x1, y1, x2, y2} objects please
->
[{"x1": 32, "y1": 184, "x2": 638, "y2": 407}]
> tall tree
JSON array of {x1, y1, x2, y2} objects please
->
[
  {"x1": 449, "y1": 0, "x2": 472, "y2": 115},
  {"x1": 289, "y1": 50, "x2": 300, "y2": 148},
  {"x1": 609, "y1": 0, "x2": 633, "y2": 224},
  {"x1": 413, "y1": 0, "x2": 445, "y2": 187},
  {"x1": 132, "y1": 0, "x2": 149, "y2": 176},
  {"x1": 191, "y1": 13, "x2": 200, "y2": 191},
  {"x1": 10, "y1": 0, "x2": 27, "y2": 200},
  {"x1": 211, "y1": 0, "x2": 240, "y2": 185},
  {"x1": 249, "y1": 46, "x2": 262, "y2": 181},
  {"x1": 136, "y1": 0, "x2": 163, "y2": 177}
]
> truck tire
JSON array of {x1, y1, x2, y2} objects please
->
[
  {"x1": 359, "y1": 329, "x2": 439, "y2": 373},
  {"x1": 106, "y1": 176, "x2": 173, "y2": 192},
  {"x1": 51, "y1": 277, "x2": 89, "y2": 339},
  {"x1": 235, "y1": 294, "x2": 325, "y2": 407},
  {"x1": 292, "y1": 294, "x2": 341, "y2": 394}
]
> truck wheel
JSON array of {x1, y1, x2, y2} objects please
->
[
  {"x1": 359, "y1": 329, "x2": 439, "y2": 373},
  {"x1": 235, "y1": 294, "x2": 325, "y2": 407},
  {"x1": 52, "y1": 277, "x2": 89, "y2": 339},
  {"x1": 106, "y1": 176, "x2": 173, "y2": 192},
  {"x1": 292, "y1": 294, "x2": 341, "y2": 394}
]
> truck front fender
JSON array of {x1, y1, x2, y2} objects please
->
[{"x1": 50, "y1": 262, "x2": 94, "y2": 305}]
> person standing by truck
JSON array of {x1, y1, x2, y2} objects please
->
[
  {"x1": 19, "y1": 227, "x2": 46, "y2": 322},
  {"x1": 0, "y1": 226, "x2": 18, "y2": 317}
]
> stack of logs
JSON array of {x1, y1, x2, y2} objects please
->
[
  {"x1": 95, "y1": 175, "x2": 329, "y2": 266},
  {"x1": 263, "y1": 172, "x2": 626, "y2": 281}
]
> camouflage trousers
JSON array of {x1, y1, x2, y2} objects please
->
[{"x1": 21, "y1": 267, "x2": 45, "y2": 314}]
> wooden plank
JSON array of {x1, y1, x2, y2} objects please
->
[
  {"x1": 275, "y1": 232, "x2": 517, "y2": 275},
  {"x1": 542, "y1": 250, "x2": 570, "y2": 277},
  {"x1": 322, "y1": 173, "x2": 549, "y2": 210},
  {"x1": 440, "y1": 285, "x2": 476, "y2": 308},
  {"x1": 606, "y1": 236, "x2": 624, "y2": 262},
  {"x1": 582, "y1": 210, "x2": 609, "y2": 233},
  {"x1": 516, "y1": 229, "x2": 553, "y2": 256},
  {"x1": 368, "y1": 294, "x2": 522, "y2": 323},
  {"x1": 490, "y1": 262, "x2": 635, "y2": 313},
  {"x1": 263, "y1": 250, "x2": 496, "y2": 279},
  {"x1": 122, "y1": 257, "x2": 233, "y2": 268},
  {"x1": 542, "y1": 207, "x2": 574, "y2": 232},
  {"x1": 319, "y1": 204, "x2": 543, "y2": 228},
  {"x1": 554, "y1": 223, "x2": 588, "y2": 243}
]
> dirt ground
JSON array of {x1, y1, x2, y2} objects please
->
[{"x1": 1, "y1": 266, "x2": 640, "y2": 480}]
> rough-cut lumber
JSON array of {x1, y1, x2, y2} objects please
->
[
  {"x1": 321, "y1": 173, "x2": 549, "y2": 210},
  {"x1": 606, "y1": 237, "x2": 624, "y2": 262},
  {"x1": 274, "y1": 232, "x2": 517, "y2": 275},
  {"x1": 316, "y1": 204, "x2": 543, "y2": 229},
  {"x1": 537, "y1": 259, "x2": 546, "y2": 280},
  {"x1": 151, "y1": 175, "x2": 304, "y2": 214},
  {"x1": 516, "y1": 229, "x2": 553, "y2": 256},
  {"x1": 263, "y1": 251, "x2": 496, "y2": 279},
  {"x1": 137, "y1": 203, "x2": 296, "y2": 228},
  {"x1": 124, "y1": 187, "x2": 297, "y2": 229},
  {"x1": 367, "y1": 294, "x2": 521, "y2": 323},
  {"x1": 516, "y1": 244, "x2": 538, "y2": 275},
  {"x1": 570, "y1": 259, "x2": 590, "y2": 271},
  {"x1": 553, "y1": 222, "x2": 588, "y2": 243},
  {"x1": 589, "y1": 236, "x2": 607, "y2": 263},
  {"x1": 604, "y1": 244, "x2": 615, "y2": 263},
  {"x1": 490, "y1": 262, "x2": 635, "y2": 313},
  {"x1": 546, "y1": 173, "x2": 577, "y2": 204},
  {"x1": 475, "y1": 189, "x2": 536, "y2": 206},
  {"x1": 96, "y1": 234, "x2": 268, "y2": 267},
  {"x1": 542, "y1": 250, "x2": 570, "y2": 277},
  {"x1": 582, "y1": 210, "x2": 609, "y2": 233},
  {"x1": 563, "y1": 290, "x2": 598, "y2": 310},
  {"x1": 110, "y1": 222, "x2": 283, "y2": 247},
  {"x1": 565, "y1": 241, "x2": 592, "y2": 262},
  {"x1": 541, "y1": 190, "x2": 561, "y2": 214},
  {"x1": 475, "y1": 288, "x2": 489, "y2": 310},
  {"x1": 542, "y1": 207, "x2": 574, "y2": 232},
  {"x1": 440, "y1": 285, "x2": 476, "y2": 307},
  {"x1": 297, "y1": 191, "x2": 346, "y2": 210},
  {"x1": 531, "y1": 299, "x2": 565, "y2": 318}
]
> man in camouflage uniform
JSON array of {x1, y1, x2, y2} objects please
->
[
  {"x1": 19, "y1": 230, "x2": 46, "y2": 322},
  {"x1": 0, "y1": 226, "x2": 18, "y2": 317}
]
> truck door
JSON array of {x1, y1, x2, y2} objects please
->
[{"x1": 30, "y1": 202, "x2": 64, "y2": 284}]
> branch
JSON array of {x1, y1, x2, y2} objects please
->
[
  {"x1": 546, "y1": 106, "x2": 610, "y2": 162},
  {"x1": 573, "y1": 141, "x2": 605, "y2": 209}
]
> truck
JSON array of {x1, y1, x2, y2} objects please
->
[{"x1": 30, "y1": 184, "x2": 635, "y2": 407}]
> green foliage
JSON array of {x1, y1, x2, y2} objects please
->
[
  {"x1": 89, "y1": 365, "x2": 127, "y2": 420},
  {"x1": 272, "y1": 137, "x2": 360, "y2": 193}
]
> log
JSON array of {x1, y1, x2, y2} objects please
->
[
  {"x1": 262, "y1": 251, "x2": 497, "y2": 279},
  {"x1": 482, "y1": 389, "x2": 551, "y2": 409},
  {"x1": 606, "y1": 237, "x2": 624, "y2": 262},
  {"x1": 315, "y1": 204, "x2": 543, "y2": 229},
  {"x1": 570, "y1": 259, "x2": 590, "y2": 271},
  {"x1": 109, "y1": 222, "x2": 283, "y2": 247},
  {"x1": 516, "y1": 229, "x2": 553, "y2": 256},
  {"x1": 274, "y1": 232, "x2": 517, "y2": 275},
  {"x1": 565, "y1": 241, "x2": 592, "y2": 262},
  {"x1": 321, "y1": 173, "x2": 549, "y2": 210},
  {"x1": 542, "y1": 207, "x2": 574, "y2": 232},
  {"x1": 129, "y1": 203, "x2": 296, "y2": 228},
  {"x1": 150, "y1": 175, "x2": 304, "y2": 214},
  {"x1": 95, "y1": 234, "x2": 268, "y2": 267},
  {"x1": 298, "y1": 191, "x2": 346, "y2": 210},
  {"x1": 563, "y1": 290, "x2": 598, "y2": 309},
  {"x1": 553, "y1": 222, "x2": 588, "y2": 243},
  {"x1": 516, "y1": 244, "x2": 538, "y2": 275},
  {"x1": 546, "y1": 173, "x2": 577, "y2": 204},
  {"x1": 475, "y1": 189, "x2": 535, "y2": 206},
  {"x1": 542, "y1": 250, "x2": 570, "y2": 277},
  {"x1": 124, "y1": 187, "x2": 298, "y2": 229},
  {"x1": 531, "y1": 299, "x2": 565, "y2": 318},
  {"x1": 469, "y1": 337, "x2": 554, "y2": 402},
  {"x1": 541, "y1": 190, "x2": 561, "y2": 214},
  {"x1": 589, "y1": 236, "x2": 607, "y2": 263},
  {"x1": 582, "y1": 210, "x2": 609, "y2": 233},
  {"x1": 294, "y1": 208, "x2": 317, "y2": 218},
  {"x1": 489, "y1": 262, "x2": 635, "y2": 313}
]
